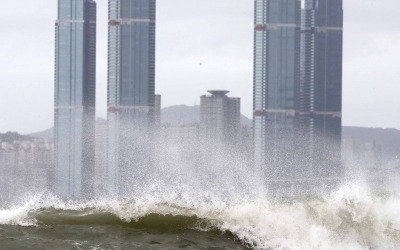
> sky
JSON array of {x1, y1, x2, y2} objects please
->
[{"x1": 0, "y1": 0, "x2": 399, "y2": 134}]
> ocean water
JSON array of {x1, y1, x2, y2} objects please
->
[{"x1": 1, "y1": 182, "x2": 400, "y2": 250}]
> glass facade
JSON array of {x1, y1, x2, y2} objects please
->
[
  {"x1": 253, "y1": 0, "x2": 343, "y2": 181},
  {"x1": 107, "y1": 0, "x2": 156, "y2": 196},
  {"x1": 301, "y1": 0, "x2": 343, "y2": 177},
  {"x1": 54, "y1": 0, "x2": 96, "y2": 198},
  {"x1": 253, "y1": 0, "x2": 301, "y2": 180}
]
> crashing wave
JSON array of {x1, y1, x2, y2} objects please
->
[{"x1": 1, "y1": 182, "x2": 400, "y2": 249}]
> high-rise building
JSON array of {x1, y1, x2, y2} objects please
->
[
  {"x1": 253, "y1": 0, "x2": 343, "y2": 183},
  {"x1": 200, "y1": 90, "x2": 240, "y2": 146},
  {"x1": 253, "y1": 0, "x2": 301, "y2": 180},
  {"x1": 54, "y1": 0, "x2": 96, "y2": 198},
  {"x1": 107, "y1": 0, "x2": 156, "y2": 196},
  {"x1": 301, "y1": 0, "x2": 343, "y2": 177}
]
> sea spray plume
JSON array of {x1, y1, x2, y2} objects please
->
[
  {"x1": 0, "y1": 194, "x2": 66, "y2": 226},
  {"x1": 303, "y1": 182, "x2": 400, "y2": 249},
  {"x1": 211, "y1": 183, "x2": 400, "y2": 249},
  {"x1": 100, "y1": 120, "x2": 262, "y2": 200},
  {"x1": 153, "y1": 130, "x2": 262, "y2": 200},
  {"x1": 2, "y1": 122, "x2": 400, "y2": 248},
  {"x1": 0, "y1": 195, "x2": 42, "y2": 226}
]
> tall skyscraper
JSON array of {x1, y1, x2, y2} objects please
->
[
  {"x1": 301, "y1": 0, "x2": 343, "y2": 177},
  {"x1": 54, "y1": 0, "x2": 97, "y2": 198},
  {"x1": 200, "y1": 90, "x2": 241, "y2": 146},
  {"x1": 253, "y1": 0, "x2": 301, "y2": 180},
  {"x1": 107, "y1": 0, "x2": 156, "y2": 196}
]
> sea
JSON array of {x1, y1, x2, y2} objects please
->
[{"x1": 1, "y1": 181, "x2": 400, "y2": 250}]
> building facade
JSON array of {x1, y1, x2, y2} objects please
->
[
  {"x1": 301, "y1": 0, "x2": 343, "y2": 177},
  {"x1": 200, "y1": 90, "x2": 240, "y2": 147},
  {"x1": 253, "y1": 0, "x2": 301, "y2": 180},
  {"x1": 253, "y1": 0, "x2": 343, "y2": 182},
  {"x1": 107, "y1": 0, "x2": 156, "y2": 196},
  {"x1": 54, "y1": 0, "x2": 96, "y2": 198}
]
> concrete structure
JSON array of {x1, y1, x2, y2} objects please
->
[
  {"x1": 200, "y1": 90, "x2": 240, "y2": 146},
  {"x1": 54, "y1": 0, "x2": 97, "y2": 198},
  {"x1": 107, "y1": 0, "x2": 156, "y2": 196},
  {"x1": 253, "y1": 0, "x2": 301, "y2": 180}
]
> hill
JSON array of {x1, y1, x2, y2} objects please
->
[
  {"x1": 29, "y1": 128, "x2": 53, "y2": 139},
  {"x1": 0, "y1": 132, "x2": 35, "y2": 143},
  {"x1": 161, "y1": 105, "x2": 201, "y2": 125}
]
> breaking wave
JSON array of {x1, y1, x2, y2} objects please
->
[{"x1": 1, "y1": 182, "x2": 400, "y2": 249}]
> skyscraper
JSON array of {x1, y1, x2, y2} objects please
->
[
  {"x1": 301, "y1": 0, "x2": 343, "y2": 177},
  {"x1": 54, "y1": 0, "x2": 97, "y2": 198},
  {"x1": 107, "y1": 0, "x2": 156, "y2": 196},
  {"x1": 253, "y1": 0, "x2": 301, "y2": 180}
]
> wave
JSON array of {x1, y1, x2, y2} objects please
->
[{"x1": 1, "y1": 182, "x2": 400, "y2": 249}]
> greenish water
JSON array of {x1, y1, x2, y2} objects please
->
[
  {"x1": 0, "y1": 211, "x2": 247, "y2": 249},
  {"x1": 0, "y1": 225, "x2": 246, "y2": 249}
]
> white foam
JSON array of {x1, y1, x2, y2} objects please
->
[{"x1": 1, "y1": 183, "x2": 400, "y2": 249}]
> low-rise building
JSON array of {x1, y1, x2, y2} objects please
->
[{"x1": 0, "y1": 138, "x2": 54, "y2": 201}]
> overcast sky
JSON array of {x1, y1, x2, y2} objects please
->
[{"x1": 0, "y1": 0, "x2": 399, "y2": 134}]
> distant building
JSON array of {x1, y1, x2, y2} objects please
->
[
  {"x1": 0, "y1": 139, "x2": 54, "y2": 201},
  {"x1": 107, "y1": 0, "x2": 156, "y2": 196},
  {"x1": 54, "y1": 0, "x2": 97, "y2": 198},
  {"x1": 200, "y1": 90, "x2": 240, "y2": 146}
]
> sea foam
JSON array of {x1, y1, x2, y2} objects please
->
[{"x1": 1, "y1": 182, "x2": 400, "y2": 249}]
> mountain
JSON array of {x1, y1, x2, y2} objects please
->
[
  {"x1": 0, "y1": 132, "x2": 35, "y2": 143},
  {"x1": 29, "y1": 128, "x2": 53, "y2": 139},
  {"x1": 161, "y1": 105, "x2": 200, "y2": 125},
  {"x1": 161, "y1": 105, "x2": 252, "y2": 127}
]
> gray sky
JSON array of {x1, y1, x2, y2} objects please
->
[{"x1": 0, "y1": 0, "x2": 399, "y2": 134}]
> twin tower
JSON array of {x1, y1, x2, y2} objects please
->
[
  {"x1": 54, "y1": 0, "x2": 343, "y2": 199},
  {"x1": 254, "y1": 0, "x2": 343, "y2": 183},
  {"x1": 54, "y1": 0, "x2": 156, "y2": 198}
]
